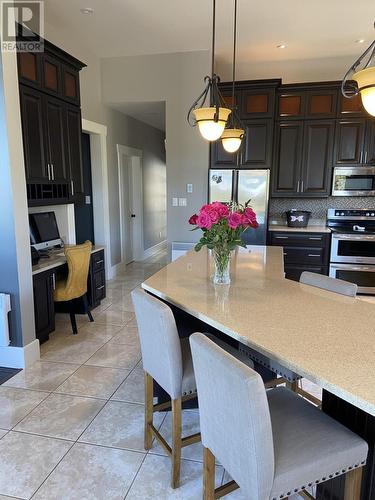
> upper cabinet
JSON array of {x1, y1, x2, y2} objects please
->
[
  {"x1": 17, "y1": 31, "x2": 86, "y2": 206},
  {"x1": 277, "y1": 85, "x2": 338, "y2": 119}
]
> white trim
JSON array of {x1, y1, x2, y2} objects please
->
[
  {"x1": 142, "y1": 240, "x2": 167, "y2": 260},
  {"x1": 117, "y1": 145, "x2": 144, "y2": 267},
  {"x1": 0, "y1": 339, "x2": 40, "y2": 369},
  {"x1": 81, "y1": 119, "x2": 113, "y2": 279}
]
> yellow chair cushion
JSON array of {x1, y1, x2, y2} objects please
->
[{"x1": 54, "y1": 241, "x2": 92, "y2": 302}]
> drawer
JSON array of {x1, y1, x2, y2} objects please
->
[
  {"x1": 284, "y1": 265, "x2": 327, "y2": 282},
  {"x1": 91, "y1": 250, "x2": 105, "y2": 272},
  {"x1": 93, "y1": 270, "x2": 106, "y2": 302},
  {"x1": 271, "y1": 232, "x2": 327, "y2": 247},
  {"x1": 283, "y1": 246, "x2": 325, "y2": 265}
]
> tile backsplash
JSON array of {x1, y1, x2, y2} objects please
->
[{"x1": 269, "y1": 197, "x2": 375, "y2": 222}]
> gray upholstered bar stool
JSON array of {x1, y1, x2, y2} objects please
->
[
  {"x1": 190, "y1": 333, "x2": 368, "y2": 500},
  {"x1": 300, "y1": 271, "x2": 358, "y2": 297},
  {"x1": 131, "y1": 288, "x2": 254, "y2": 489}
]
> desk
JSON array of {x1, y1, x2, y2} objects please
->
[
  {"x1": 32, "y1": 246, "x2": 106, "y2": 343},
  {"x1": 142, "y1": 246, "x2": 375, "y2": 498}
]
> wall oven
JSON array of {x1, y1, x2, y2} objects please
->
[
  {"x1": 327, "y1": 209, "x2": 375, "y2": 294},
  {"x1": 332, "y1": 167, "x2": 375, "y2": 196}
]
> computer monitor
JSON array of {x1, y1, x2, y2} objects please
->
[{"x1": 29, "y1": 212, "x2": 62, "y2": 251}]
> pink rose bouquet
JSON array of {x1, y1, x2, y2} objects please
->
[{"x1": 188, "y1": 201, "x2": 258, "y2": 284}]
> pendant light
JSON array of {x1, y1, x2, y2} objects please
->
[
  {"x1": 187, "y1": 0, "x2": 231, "y2": 141},
  {"x1": 342, "y1": 22, "x2": 375, "y2": 117},
  {"x1": 221, "y1": 0, "x2": 245, "y2": 153}
]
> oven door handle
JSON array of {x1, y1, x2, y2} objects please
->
[
  {"x1": 331, "y1": 264, "x2": 375, "y2": 272},
  {"x1": 333, "y1": 234, "x2": 375, "y2": 241}
]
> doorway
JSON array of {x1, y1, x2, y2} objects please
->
[{"x1": 117, "y1": 145, "x2": 144, "y2": 264}]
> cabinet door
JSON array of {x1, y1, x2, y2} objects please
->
[
  {"x1": 241, "y1": 89, "x2": 275, "y2": 118},
  {"x1": 210, "y1": 140, "x2": 238, "y2": 169},
  {"x1": 18, "y1": 51, "x2": 41, "y2": 88},
  {"x1": 42, "y1": 54, "x2": 61, "y2": 96},
  {"x1": 300, "y1": 120, "x2": 334, "y2": 197},
  {"x1": 33, "y1": 271, "x2": 55, "y2": 343},
  {"x1": 19, "y1": 86, "x2": 48, "y2": 182},
  {"x1": 333, "y1": 119, "x2": 366, "y2": 166},
  {"x1": 65, "y1": 105, "x2": 84, "y2": 202},
  {"x1": 271, "y1": 121, "x2": 304, "y2": 196},
  {"x1": 240, "y1": 119, "x2": 273, "y2": 168},
  {"x1": 338, "y1": 93, "x2": 364, "y2": 117},
  {"x1": 44, "y1": 96, "x2": 68, "y2": 182},
  {"x1": 364, "y1": 119, "x2": 375, "y2": 165},
  {"x1": 278, "y1": 93, "x2": 305, "y2": 119},
  {"x1": 62, "y1": 65, "x2": 80, "y2": 105},
  {"x1": 306, "y1": 90, "x2": 337, "y2": 119}
]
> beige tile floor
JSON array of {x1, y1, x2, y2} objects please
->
[{"x1": 1, "y1": 250, "x2": 372, "y2": 499}]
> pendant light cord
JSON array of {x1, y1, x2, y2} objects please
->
[
  {"x1": 211, "y1": 0, "x2": 216, "y2": 78},
  {"x1": 231, "y1": 0, "x2": 238, "y2": 110}
]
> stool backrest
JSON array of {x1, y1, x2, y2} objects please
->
[
  {"x1": 190, "y1": 333, "x2": 274, "y2": 500},
  {"x1": 64, "y1": 241, "x2": 92, "y2": 300},
  {"x1": 300, "y1": 272, "x2": 357, "y2": 297},
  {"x1": 131, "y1": 288, "x2": 183, "y2": 400}
]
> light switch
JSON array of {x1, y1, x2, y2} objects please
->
[
  {"x1": 187, "y1": 183, "x2": 193, "y2": 193},
  {"x1": 85, "y1": 195, "x2": 91, "y2": 205},
  {"x1": 179, "y1": 198, "x2": 187, "y2": 207},
  {"x1": 172, "y1": 197, "x2": 178, "y2": 207}
]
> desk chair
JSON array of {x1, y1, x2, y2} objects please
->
[
  {"x1": 131, "y1": 288, "x2": 254, "y2": 489},
  {"x1": 54, "y1": 241, "x2": 93, "y2": 334},
  {"x1": 190, "y1": 333, "x2": 368, "y2": 500}
]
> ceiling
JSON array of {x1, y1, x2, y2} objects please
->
[{"x1": 44, "y1": 0, "x2": 374, "y2": 130}]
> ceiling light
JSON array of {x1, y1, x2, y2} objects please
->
[
  {"x1": 277, "y1": 44, "x2": 287, "y2": 49},
  {"x1": 356, "y1": 39, "x2": 366, "y2": 44},
  {"x1": 187, "y1": 0, "x2": 231, "y2": 142},
  {"x1": 342, "y1": 22, "x2": 375, "y2": 117},
  {"x1": 221, "y1": 0, "x2": 245, "y2": 154},
  {"x1": 80, "y1": 7, "x2": 94, "y2": 14}
]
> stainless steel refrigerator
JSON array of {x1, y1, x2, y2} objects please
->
[{"x1": 209, "y1": 169, "x2": 270, "y2": 245}]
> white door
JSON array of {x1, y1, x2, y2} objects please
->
[{"x1": 118, "y1": 146, "x2": 143, "y2": 265}]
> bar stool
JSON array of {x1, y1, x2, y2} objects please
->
[
  {"x1": 131, "y1": 288, "x2": 254, "y2": 489},
  {"x1": 54, "y1": 241, "x2": 94, "y2": 334},
  {"x1": 190, "y1": 333, "x2": 368, "y2": 500},
  {"x1": 300, "y1": 271, "x2": 358, "y2": 297}
]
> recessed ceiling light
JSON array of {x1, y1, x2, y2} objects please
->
[
  {"x1": 277, "y1": 44, "x2": 287, "y2": 49},
  {"x1": 356, "y1": 39, "x2": 366, "y2": 44},
  {"x1": 80, "y1": 7, "x2": 94, "y2": 14}
]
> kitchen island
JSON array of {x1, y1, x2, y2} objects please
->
[{"x1": 142, "y1": 246, "x2": 375, "y2": 498}]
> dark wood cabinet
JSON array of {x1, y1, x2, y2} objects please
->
[
  {"x1": 306, "y1": 90, "x2": 337, "y2": 118},
  {"x1": 269, "y1": 231, "x2": 330, "y2": 281},
  {"x1": 301, "y1": 120, "x2": 334, "y2": 196},
  {"x1": 33, "y1": 270, "x2": 55, "y2": 343},
  {"x1": 87, "y1": 250, "x2": 106, "y2": 308},
  {"x1": 364, "y1": 119, "x2": 375, "y2": 165},
  {"x1": 62, "y1": 65, "x2": 80, "y2": 105},
  {"x1": 278, "y1": 85, "x2": 338, "y2": 120},
  {"x1": 18, "y1": 51, "x2": 41, "y2": 88},
  {"x1": 65, "y1": 105, "x2": 84, "y2": 202},
  {"x1": 19, "y1": 86, "x2": 48, "y2": 183},
  {"x1": 43, "y1": 54, "x2": 61, "y2": 96},
  {"x1": 337, "y1": 93, "x2": 364, "y2": 117},
  {"x1": 240, "y1": 119, "x2": 273, "y2": 168},
  {"x1": 333, "y1": 119, "x2": 366, "y2": 166},
  {"x1": 44, "y1": 95, "x2": 68, "y2": 182},
  {"x1": 278, "y1": 93, "x2": 305, "y2": 119},
  {"x1": 272, "y1": 121, "x2": 304, "y2": 196},
  {"x1": 272, "y1": 120, "x2": 333, "y2": 197},
  {"x1": 241, "y1": 89, "x2": 275, "y2": 119}
]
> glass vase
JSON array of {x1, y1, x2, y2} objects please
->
[{"x1": 212, "y1": 248, "x2": 231, "y2": 285}]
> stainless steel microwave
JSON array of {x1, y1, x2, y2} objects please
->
[{"x1": 332, "y1": 167, "x2": 375, "y2": 196}]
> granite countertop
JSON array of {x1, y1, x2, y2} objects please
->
[
  {"x1": 142, "y1": 246, "x2": 375, "y2": 416},
  {"x1": 32, "y1": 245, "x2": 105, "y2": 275},
  {"x1": 268, "y1": 218, "x2": 331, "y2": 233}
]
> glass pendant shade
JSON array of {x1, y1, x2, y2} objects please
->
[
  {"x1": 353, "y1": 67, "x2": 375, "y2": 117},
  {"x1": 193, "y1": 107, "x2": 231, "y2": 141},
  {"x1": 221, "y1": 128, "x2": 244, "y2": 152}
]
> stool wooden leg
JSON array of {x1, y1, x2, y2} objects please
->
[
  {"x1": 144, "y1": 372, "x2": 153, "y2": 450},
  {"x1": 344, "y1": 467, "x2": 363, "y2": 500},
  {"x1": 203, "y1": 447, "x2": 215, "y2": 500},
  {"x1": 171, "y1": 398, "x2": 182, "y2": 489}
]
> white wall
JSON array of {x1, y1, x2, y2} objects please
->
[{"x1": 29, "y1": 204, "x2": 76, "y2": 245}]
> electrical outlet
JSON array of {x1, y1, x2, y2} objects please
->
[
  {"x1": 187, "y1": 183, "x2": 193, "y2": 193},
  {"x1": 178, "y1": 198, "x2": 187, "y2": 207},
  {"x1": 172, "y1": 197, "x2": 178, "y2": 207}
]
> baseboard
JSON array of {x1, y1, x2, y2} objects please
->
[
  {"x1": 0, "y1": 339, "x2": 40, "y2": 369},
  {"x1": 109, "y1": 261, "x2": 126, "y2": 279},
  {"x1": 142, "y1": 240, "x2": 167, "y2": 261}
]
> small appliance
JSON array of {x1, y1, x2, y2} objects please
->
[{"x1": 332, "y1": 166, "x2": 375, "y2": 197}]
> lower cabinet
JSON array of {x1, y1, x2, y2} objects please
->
[
  {"x1": 269, "y1": 231, "x2": 330, "y2": 282},
  {"x1": 87, "y1": 250, "x2": 106, "y2": 308},
  {"x1": 33, "y1": 269, "x2": 56, "y2": 343}
]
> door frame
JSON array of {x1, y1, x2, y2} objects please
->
[
  {"x1": 117, "y1": 144, "x2": 144, "y2": 264},
  {"x1": 81, "y1": 119, "x2": 113, "y2": 279}
]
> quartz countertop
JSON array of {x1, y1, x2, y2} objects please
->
[
  {"x1": 268, "y1": 224, "x2": 331, "y2": 233},
  {"x1": 32, "y1": 245, "x2": 105, "y2": 275},
  {"x1": 142, "y1": 246, "x2": 375, "y2": 416}
]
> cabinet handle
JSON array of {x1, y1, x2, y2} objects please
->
[
  {"x1": 297, "y1": 180, "x2": 300, "y2": 192},
  {"x1": 308, "y1": 237, "x2": 322, "y2": 240},
  {"x1": 47, "y1": 163, "x2": 51, "y2": 181},
  {"x1": 97, "y1": 285, "x2": 105, "y2": 290},
  {"x1": 96, "y1": 259, "x2": 104, "y2": 264},
  {"x1": 300, "y1": 180, "x2": 304, "y2": 192},
  {"x1": 360, "y1": 150, "x2": 364, "y2": 164},
  {"x1": 70, "y1": 180, "x2": 74, "y2": 196},
  {"x1": 275, "y1": 236, "x2": 289, "y2": 239},
  {"x1": 283, "y1": 252, "x2": 288, "y2": 256},
  {"x1": 51, "y1": 273, "x2": 56, "y2": 290},
  {"x1": 51, "y1": 164, "x2": 55, "y2": 181},
  {"x1": 364, "y1": 150, "x2": 368, "y2": 164},
  {"x1": 308, "y1": 254, "x2": 321, "y2": 257}
]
